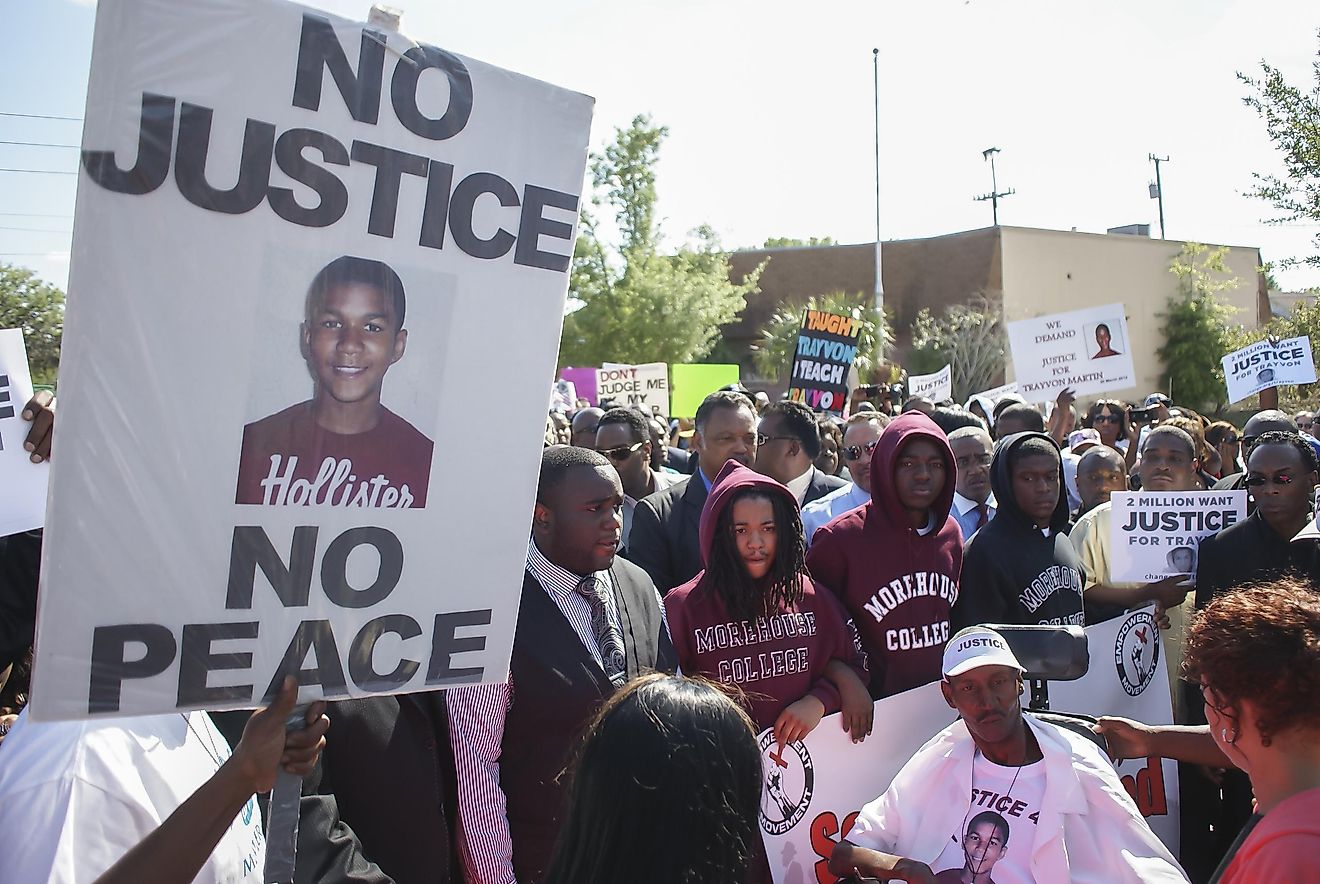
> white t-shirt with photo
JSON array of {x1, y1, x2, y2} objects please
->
[
  {"x1": 0, "y1": 709, "x2": 265, "y2": 883},
  {"x1": 930, "y1": 753, "x2": 1045, "y2": 884}
]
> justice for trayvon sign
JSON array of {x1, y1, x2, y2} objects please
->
[{"x1": 30, "y1": 0, "x2": 593, "y2": 720}]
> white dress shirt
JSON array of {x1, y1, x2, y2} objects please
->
[{"x1": 801, "y1": 481, "x2": 870, "y2": 545}]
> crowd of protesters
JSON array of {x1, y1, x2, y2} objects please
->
[{"x1": 2, "y1": 379, "x2": 1320, "y2": 883}]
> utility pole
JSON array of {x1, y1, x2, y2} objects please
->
[
  {"x1": 872, "y1": 48, "x2": 884, "y2": 332},
  {"x1": 974, "y1": 147, "x2": 1014, "y2": 226},
  {"x1": 1148, "y1": 153, "x2": 1169, "y2": 239}
]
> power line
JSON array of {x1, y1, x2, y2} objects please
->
[
  {"x1": 0, "y1": 111, "x2": 82, "y2": 122},
  {"x1": 0, "y1": 139, "x2": 80, "y2": 149},
  {"x1": 0, "y1": 168, "x2": 78, "y2": 175}
]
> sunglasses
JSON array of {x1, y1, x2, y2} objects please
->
[
  {"x1": 842, "y1": 440, "x2": 880, "y2": 462},
  {"x1": 1245, "y1": 473, "x2": 1296, "y2": 487},
  {"x1": 597, "y1": 440, "x2": 645, "y2": 461},
  {"x1": 1092, "y1": 414, "x2": 1122, "y2": 424},
  {"x1": 756, "y1": 433, "x2": 798, "y2": 447},
  {"x1": 1219, "y1": 435, "x2": 1239, "y2": 445}
]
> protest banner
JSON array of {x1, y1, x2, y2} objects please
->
[
  {"x1": 1108, "y1": 490, "x2": 1247, "y2": 583},
  {"x1": 0, "y1": 330, "x2": 50, "y2": 535},
  {"x1": 1006, "y1": 304, "x2": 1137, "y2": 399},
  {"x1": 559, "y1": 367, "x2": 598, "y2": 406},
  {"x1": 670, "y1": 363, "x2": 740, "y2": 418},
  {"x1": 964, "y1": 380, "x2": 1018, "y2": 415},
  {"x1": 760, "y1": 608, "x2": 1178, "y2": 883},
  {"x1": 30, "y1": 0, "x2": 593, "y2": 721},
  {"x1": 596, "y1": 362, "x2": 669, "y2": 414},
  {"x1": 1221, "y1": 335, "x2": 1317, "y2": 404},
  {"x1": 908, "y1": 364, "x2": 952, "y2": 402},
  {"x1": 787, "y1": 309, "x2": 860, "y2": 415}
]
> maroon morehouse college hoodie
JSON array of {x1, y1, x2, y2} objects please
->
[
  {"x1": 806, "y1": 412, "x2": 962, "y2": 698},
  {"x1": 666, "y1": 461, "x2": 868, "y2": 730}
]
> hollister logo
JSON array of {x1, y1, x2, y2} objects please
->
[
  {"x1": 759, "y1": 729, "x2": 816, "y2": 836},
  {"x1": 1114, "y1": 611, "x2": 1161, "y2": 697}
]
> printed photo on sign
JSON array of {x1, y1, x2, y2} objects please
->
[
  {"x1": 235, "y1": 255, "x2": 449, "y2": 509},
  {"x1": 1085, "y1": 319, "x2": 1125, "y2": 360},
  {"x1": 1108, "y1": 490, "x2": 1247, "y2": 583}
]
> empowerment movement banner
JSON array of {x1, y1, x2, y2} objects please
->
[
  {"x1": 31, "y1": 0, "x2": 593, "y2": 720},
  {"x1": 1006, "y1": 303, "x2": 1136, "y2": 400},
  {"x1": 760, "y1": 608, "x2": 1179, "y2": 883}
]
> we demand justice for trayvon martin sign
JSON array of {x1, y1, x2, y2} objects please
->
[{"x1": 30, "y1": 0, "x2": 593, "y2": 721}]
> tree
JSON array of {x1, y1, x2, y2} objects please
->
[
  {"x1": 908, "y1": 296, "x2": 1007, "y2": 402},
  {"x1": 1157, "y1": 243, "x2": 1240, "y2": 414},
  {"x1": 1239, "y1": 35, "x2": 1320, "y2": 270},
  {"x1": 759, "y1": 236, "x2": 837, "y2": 249},
  {"x1": 751, "y1": 291, "x2": 892, "y2": 383},
  {"x1": 558, "y1": 115, "x2": 763, "y2": 367},
  {"x1": 0, "y1": 263, "x2": 65, "y2": 386}
]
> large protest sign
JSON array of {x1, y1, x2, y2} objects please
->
[
  {"x1": 1006, "y1": 304, "x2": 1137, "y2": 399},
  {"x1": 1221, "y1": 336, "x2": 1316, "y2": 404},
  {"x1": 1108, "y1": 491, "x2": 1247, "y2": 583},
  {"x1": 788, "y1": 310, "x2": 860, "y2": 415},
  {"x1": 908, "y1": 364, "x2": 952, "y2": 402},
  {"x1": 670, "y1": 363, "x2": 740, "y2": 418},
  {"x1": 596, "y1": 362, "x2": 669, "y2": 414},
  {"x1": 964, "y1": 380, "x2": 1018, "y2": 416},
  {"x1": 30, "y1": 0, "x2": 592, "y2": 721},
  {"x1": 559, "y1": 366, "x2": 598, "y2": 406},
  {"x1": 760, "y1": 608, "x2": 1178, "y2": 883},
  {"x1": 0, "y1": 330, "x2": 50, "y2": 536}
]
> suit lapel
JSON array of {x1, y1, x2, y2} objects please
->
[{"x1": 521, "y1": 571, "x2": 612, "y2": 694}]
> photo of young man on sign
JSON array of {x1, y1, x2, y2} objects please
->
[
  {"x1": 234, "y1": 255, "x2": 434, "y2": 508},
  {"x1": 1090, "y1": 321, "x2": 1122, "y2": 360}
]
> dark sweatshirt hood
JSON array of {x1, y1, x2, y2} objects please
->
[
  {"x1": 698, "y1": 459, "x2": 798, "y2": 567},
  {"x1": 990, "y1": 431, "x2": 1071, "y2": 533},
  {"x1": 867, "y1": 412, "x2": 956, "y2": 532}
]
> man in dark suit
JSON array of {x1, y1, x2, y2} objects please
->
[
  {"x1": 753, "y1": 400, "x2": 848, "y2": 507},
  {"x1": 445, "y1": 447, "x2": 675, "y2": 884},
  {"x1": 627, "y1": 391, "x2": 759, "y2": 594}
]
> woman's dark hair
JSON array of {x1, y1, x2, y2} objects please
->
[
  {"x1": 1084, "y1": 399, "x2": 1130, "y2": 436},
  {"x1": 1183, "y1": 579, "x2": 1320, "y2": 747},
  {"x1": 1205, "y1": 420, "x2": 1238, "y2": 449},
  {"x1": 817, "y1": 420, "x2": 843, "y2": 474},
  {"x1": 703, "y1": 488, "x2": 808, "y2": 622},
  {"x1": 305, "y1": 255, "x2": 407, "y2": 327},
  {"x1": 544, "y1": 674, "x2": 761, "y2": 884}
]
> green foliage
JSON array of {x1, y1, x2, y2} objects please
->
[
  {"x1": 1224, "y1": 297, "x2": 1320, "y2": 411},
  {"x1": 1157, "y1": 243, "x2": 1240, "y2": 414},
  {"x1": 0, "y1": 263, "x2": 65, "y2": 386},
  {"x1": 760, "y1": 236, "x2": 837, "y2": 249},
  {"x1": 559, "y1": 115, "x2": 761, "y2": 367},
  {"x1": 908, "y1": 297, "x2": 1007, "y2": 402},
  {"x1": 751, "y1": 292, "x2": 891, "y2": 383},
  {"x1": 1239, "y1": 35, "x2": 1320, "y2": 270}
]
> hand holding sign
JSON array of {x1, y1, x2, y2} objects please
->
[{"x1": 21, "y1": 391, "x2": 54, "y2": 463}]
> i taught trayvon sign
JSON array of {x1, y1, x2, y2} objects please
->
[
  {"x1": 30, "y1": 0, "x2": 593, "y2": 720},
  {"x1": 788, "y1": 309, "x2": 861, "y2": 415}
]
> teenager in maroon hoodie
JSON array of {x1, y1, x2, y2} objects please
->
[
  {"x1": 666, "y1": 460, "x2": 872, "y2": 747},
  {"x1": 806, "y1": 411, "x2": 962, "y2": 699}
]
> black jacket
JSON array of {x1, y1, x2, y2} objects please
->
[
  {"x1": 803, "y1": 465, "x2": 849, "y2": 505},
  {"x1": 1194, "y1": 509, "x2": 1303, "y2": 610},
  {"x1": 627, "y1": 474, "x2": 708, "y2": 593},
  {"x1": 0, "y1": 529, "x2": 41, "y2": 670},
  {"x1": 953, "y1": 433, "x2": 1084, "y2": 630}
]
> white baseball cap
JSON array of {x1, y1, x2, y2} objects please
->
[{"x1": 941, "y1": 626, "x2": 1025, "y2": 679}]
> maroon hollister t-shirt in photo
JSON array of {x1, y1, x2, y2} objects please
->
[{"x1": 234, "y1": 401, "x2": 433, "y2": 508}]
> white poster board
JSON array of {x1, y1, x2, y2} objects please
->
[
  {"x1": 1108, "y1": 491, "x2": 1247, "y2": 583},
  {"x1": 908, "y1": 364, "x2": 952, "y2": 402},
  {"x1": 596, "y1": 362, "x2": 669, "y2": 415},
  {"x1": 1221, "y1": 336, "x2": 1316, "y2": 404},
  {"x1": 1006, "y1": 304, "x2": 1137, "y2": 400},
  {"x1": 965, "y1": 380, "x2": 1018, "y2": 415},
  {"x1": 31, "y1": 0, "x2": 593, "y2": 721},
  {"x1": 0, "y1": 329, "x2": 50, "y2": 535},
  {"x1": 761, "y1": 609, "x2": 1179, "y2": 882}
]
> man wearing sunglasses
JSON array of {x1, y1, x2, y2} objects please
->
[
  {"x1": 752, "y1": 401, "x2": 847, "y2": 506},
  {"x1": 593, "y1": 408, "x2": 682, "y2": 555},
  {"x1": 1212, "y1": 409, "x2": 1297, "y2": 493},
  {"x1": 801, "y1": 413, "x2": 891, "y2": 545}
]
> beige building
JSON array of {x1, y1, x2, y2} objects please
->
[{"x1": 727, "y1": 226, "x2": 1268, "y2": 405}]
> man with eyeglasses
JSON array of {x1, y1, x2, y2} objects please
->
[
  {"x1": 801, "y1": 413, "x2": 891, "y2": 545},
  {"x1": 629, "y1": 391, "x2": 758, "y2": 593},
  {"x1": 593, "y1": 407, "x2": 683, "y2": 556},
  {"x1": 752, "y1": 400, "x2": 847, "y2": 506},
  {"x1": 1212, "y1": 409, "x2": 1297, "y2": 493},
  {"x1": 948, "y1": 427, "x2": 996, "y2": 540}
]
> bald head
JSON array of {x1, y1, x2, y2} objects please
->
[
  {"x1": 1075, "y1": 444, "x2": 1127, "y2": 512},
  {"x1": 571, "y1": 407, "x2": 605, "y2": 448},
  {"x1": 1244, "y1": 409, "x2": 1297, "y2": 438}
]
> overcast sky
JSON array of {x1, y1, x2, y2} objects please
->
[{"x1": 4, "y1": 0, "x2": 1318, "y2": 293}]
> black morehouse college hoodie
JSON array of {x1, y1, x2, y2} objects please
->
[{"x1": 952, "y1": 432, "x2": 1084, "y2": 630}]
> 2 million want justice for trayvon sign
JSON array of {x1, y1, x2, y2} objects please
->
[{"x1": 30, "y1": 0, "x2": 594, "y2": 721}]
